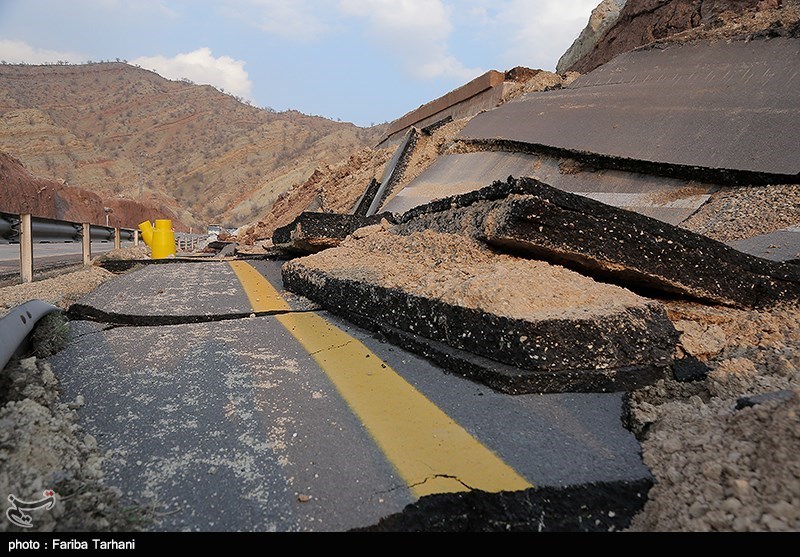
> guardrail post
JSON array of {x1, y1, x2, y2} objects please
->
[
  {"x1": 114, "y1": 227, "x2": 121, "y2": 250},
  {"x1": 134, "y1": 230, "x2": 139, "y2": 247},
  {"x1": 82, "y1": 223, "x2": 91, "y2": 265},
  {"x1": 20, "y1": 214, "x2": 33, "y2": 283}
]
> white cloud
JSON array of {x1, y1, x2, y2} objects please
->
[
  {"x1": 337, "y1": 0, "x2": 482, "y2": 81},
  {"x1": 221, "y1": 0, "x2": 330, "y2": 40},
  {"x1": 0, "y1": 40, "x2": 84, "y2": 65},
  {"x1": 506, "y1": 0, "x2": 599, "y2": 68},
  {"x1": 459, "y1": 0, "x2": 598, "y2": 71},
  {"x1": 131, "y1": 48, "x2": 253, "y2": 100},
  {"x1": 84, "y1": 0, "x2": 178, "y2": 18}
]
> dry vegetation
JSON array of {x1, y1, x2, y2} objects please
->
[{"x1": 0, "y1": 62, "x2": 385, "y2": 229}]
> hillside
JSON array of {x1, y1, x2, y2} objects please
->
[
  {"x1": 0, "y1": 151, "x2": 177, "y2": 229},
  {"x1": 0, "y1": 62, "x2": 384, "y2": 230},
  {"x1": 558, "y1": 0, "x2": 800, "y2": 74},
  {"x1": 238, "y1": 69, "x2": 575, "y2": 245}
]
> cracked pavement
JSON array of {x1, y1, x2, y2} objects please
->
[{"x1": 50, "y1": 259, "x2": 652, "y2": 531}]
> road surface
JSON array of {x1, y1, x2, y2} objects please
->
[{"x1": 49, "y1": 258, "x2": 653, "y2": 532}]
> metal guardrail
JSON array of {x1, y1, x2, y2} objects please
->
[
  {"x1": 0, "y1": 211, "x2": 138, "y2": 283},
  {"x1": 0, "y1": 211, "x2": 134, "y2": 244},
  {"x1": 0, "y1": 300, "x2": 61, "y2": 372},
  {"x1": 366, "y1": 127, "x2": 420, "y2": 217},
  {"x1": 175, "y1": 232, "x2": 208, "y2": 252},
  {"x1": 1, "y1": 212, "x2": 211, "y2": 283}
]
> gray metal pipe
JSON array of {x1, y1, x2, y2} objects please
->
[
  {"x1": 89, "y1": 225, "x2": 115, "y2": 242},
  {"x1": 0, "y1": 212, "x2": 18, "y2": 243},
  {"x1": 0, "y1": 300, "x2": 61, "y2": 372},
  {"x1": 30, "y1": 219, "x2": 82, "y2": 242}
]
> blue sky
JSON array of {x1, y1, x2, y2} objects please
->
[{"x1": 0, "y1": 0, "x2": 598, "y2": 127}]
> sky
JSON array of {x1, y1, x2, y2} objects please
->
[{"x1": 0, "y1": 0, "x2": 599, "y2": 127}]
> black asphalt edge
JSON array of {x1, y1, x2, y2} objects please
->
[
  {"x1": 370, "y1": 127, "x2": 421, "y2": 215},
  {"x1": 351, "y1": 477, "x2": 653, "y2": 532},
  {"x1": 353, "y1": 178, "x2": 382, "y2": 217},
  {"x1": 394, "y1": 177, "x2": 800, "y2": 309},
  {"x1": 485, "y1": 178, "x2": 800, "y2": 309},
  {"x1": 96, "y1": 253, "x2": 290, "y2": 273},
  {"x1": 454, "y1": 138, "x2": 800, "y2": 187},
  {"x1": 272, "y1": 212, "x2": 397, "y2": 252},
  {"x1": 396, "y1": 178, "x2": 521, "y2": 224},
  {"x1": 336, "y1": 308, "x2": 669, "y2": 394},
  {"x1": 421, "y1": 115, "x2": 453, "y2": 136},
  {"x1": 282, "y1": 265, "x2": 677, "y2": 393},
  {"x1": 65, "y1": 303, "x2": 313, "y2": 327}
]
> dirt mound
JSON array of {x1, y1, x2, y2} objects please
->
[
  {"x1": 627, "y1": 300, "x2": 800, "y2": 531},
  {"x1": 236, "y1": 147, "x2": 394, "y2": 245},
  {"x1": 236, "y1": 67, "x2": 576, "y2": 247},
  {"x1": 0, "y1": 354, "x2": 149, "y2": 532}
]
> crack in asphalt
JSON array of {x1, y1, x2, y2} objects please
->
[
  {"x1": 411, "y1": 474, "x2": 475, "y2": 492},
  {"x1": 66, "y1": 304, "x2": 322, "y2": 327},
  {"x1": 308, "y1": 341, "x2": 355, "y2": 356}
]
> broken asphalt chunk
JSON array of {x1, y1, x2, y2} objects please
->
[
  {"x1": 272, "y1": 212, "x2": 396, "y2": 255},
  {"x1": 396, "y1": 177, "x2": 800, "y2": 309},
  {"x1": 281, "y1": 229, "x2": 678, "y2": 394},
  {"x1": 481, "y1": 178, "x2": 800, "y2": 309}
]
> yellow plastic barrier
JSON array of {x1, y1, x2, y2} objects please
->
[
  {"x1": 151, "y1": 219, "x2": 176, "y2": 259},
  {"x1": 138, "y1": 221, "x2": 154, "y2": 247}
]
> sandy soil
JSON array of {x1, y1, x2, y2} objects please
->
[
  {"x1": 291, "y1": 227, "x2": 649, "y2": 320},
  {"x1": 680, "y1": 184, "x2": 800, "y2": 243},
  {"x1": 627, "y1": 300, "x2": 800, "y2": 531},
  {"x1": 0, "y1": 266, "x2": 115, "y2": 320}
]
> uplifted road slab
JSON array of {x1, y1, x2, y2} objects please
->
[
  {"x1": 395, "y1": 178, "x2": 800, "y2": 310},
  {"x1": 51, "y1": 259, "x2": 654, "y2": 531},
  {"x1": 382, "y1": 151, "x2": 712, "y2": 225},
  {"x1": 282, "y1": 228, "x2": 677, "y2": 394},
  {"x1": 728, "y1": 226, "x2": 800, "y2": 263},
  {"x1": 460, "y1": 38, "x2": 800, "y2": 184}
]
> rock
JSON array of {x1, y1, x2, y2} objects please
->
[
  {"x1": 562, "y1": 0, "x2": 785, "y2": 74},
  {"x1": 735, "y1": 389, "x2": 796, "y2": 410},
  {"x1": 557, "y1": 0, "x2": 627, "y2": 73},
  {"x1": 272, "y1": 212, "x2": 397, "y2": 254},
  {"x1": 673, "y1": 356, "x2": 710, "y2": 382}
]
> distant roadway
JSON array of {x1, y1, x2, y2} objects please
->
[{"x1": 0, "y1": 241, "x2": 132, "y2": 282}]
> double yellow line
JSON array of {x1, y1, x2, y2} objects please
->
[{"x1": 230, "y1": 261, "x2": 532, "y2": 498}]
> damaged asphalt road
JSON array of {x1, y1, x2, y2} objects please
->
[{"x1": 51, "y1": 259, "x2": 652, "y2": 532}]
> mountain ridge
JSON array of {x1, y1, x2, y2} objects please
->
[{"x1": 0, "y1": 61, "x2": 384, "y2": 230}]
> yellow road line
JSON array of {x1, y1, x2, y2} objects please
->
[{"x1": 230, "y1": 261, "x2": 533, "y2": 498}]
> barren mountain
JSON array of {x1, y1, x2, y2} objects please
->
[
  {"x1": 0, "y1": 151, "x2": 176, "y2": 229},
  {"x1": 0, "y1": 62, "x2": 384, "y2": 230}
]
